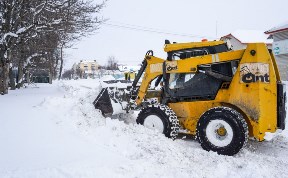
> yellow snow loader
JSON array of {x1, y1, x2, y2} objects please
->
[{"x1": 93, "y1": 40, "x2": 286, "y2": 156}]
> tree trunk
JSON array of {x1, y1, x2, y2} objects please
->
[
  {"x1": 48, "y1": 52, "x2": 54, "y2": 84},
  {"x1": 16, "y1": 45, "x2": 25, "y2": 89},
  {"x1": 49, "y1": 72, "x2": 53, "y2": 84},
  {"x1": 3, "y1": 64, "x2": 9, "y2": 94},
  {"x1": 0, "y1": 63, "x2": 9, "y2": 95},
  {"x1": 25, "y1": 70, "x2": 30, "y2": 84},
  {"x1": 7, "y1": 48, "x2": 15, "y2": 90},
  {"x1": 49, "y1": 60, "x2": 53, "y2": 84},
  {"x1": 9, "y1": 66, "x2": 16, "y2": 90},
  {"x1": 0, "y1": 46, "x2": 9, "y2": 94},
  {"x1": 58, "y1": 46, "x2": 63, "y2": 80},
  {"x1": 16, "y1": 60, "x2": 24, "y2": 89}
]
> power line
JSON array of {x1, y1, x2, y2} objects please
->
[
  {"x1": 103, "y1": 22, "x2": 209, "y2": 38},
  {"x1": 102, "y1": 22, "x2": 215, "y2": 39},
  {"x1": 107, "y1": 21, "x2": 187, "y2": 34}
]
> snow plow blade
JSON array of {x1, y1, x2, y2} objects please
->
[
  {"x1": 93, "y1": 80, "x2": 134, "y2": 117},
  {"x1": 93, "y1": 88, "x2": 114, "y2": 117}
]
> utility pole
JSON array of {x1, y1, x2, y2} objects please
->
[{"x1": 216, "y1": 21, "x2": 218, "y2": 39}]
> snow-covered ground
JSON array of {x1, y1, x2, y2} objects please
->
[{"x1": 0, "y1": 79, "x2": 288, "y2": 178}]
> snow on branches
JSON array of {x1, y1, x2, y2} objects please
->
[{"x1": 0, "y1": 0, "x2": 106, "y2": 93}]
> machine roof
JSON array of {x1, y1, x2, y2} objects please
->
[{"x1": 164, "y1": 41, "x2": 225, "y2": 52}]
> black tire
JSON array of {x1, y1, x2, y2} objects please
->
[
  {"x1": 136, "y1": 104, "x2": 179, "y2": 139},
  {"x1": 196, "y1": 107, "x2": 248, "y2": 156}
]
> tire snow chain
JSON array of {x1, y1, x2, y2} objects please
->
[{"x1": 149, "y1": 104, "x2": 180, "y2": 140}]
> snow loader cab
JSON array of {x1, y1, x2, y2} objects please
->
[{"x1": 94, "y1": 40, "x2": 286, "y2": 156}]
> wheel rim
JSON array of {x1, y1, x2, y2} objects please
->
[
  {"x1": 205, "y1": 119, "x2": 233, "y2": 147},
  {"x1": 143, "y1": 115, "x2": 164, "y2": 133}
]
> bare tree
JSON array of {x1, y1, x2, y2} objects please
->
[
  {"x1": 0, "y1": 0, "x2": 106, "y2": 94},
  {"x1": 57, "y1": 0, "x2": 106, "y2": 79},
  {"x1": 62, "y1": 69, "x2": 73, "y2": 80},
  {"x1": 106, "y1": 56, "x2": 118, "y2": 70}
]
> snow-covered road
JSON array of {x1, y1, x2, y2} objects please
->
[{"x1": 0, "y1": 79, "x2": 288, "y2": 178}]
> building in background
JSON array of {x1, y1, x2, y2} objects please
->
[
  {"x1": 265, "y1": 22, "x2": 288, "y2": 80},
  {"x1": 77, "y1": 60, "x2": 99, "y2": 79},
  {"x1": 220, "y1": 30, "x2": 272, "y2": 50}
]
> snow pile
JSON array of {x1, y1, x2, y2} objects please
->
[
  {"x1": 42, "y1": 80, "x2": 106, "y2": 131},
  {"x1": 41, "y1": 81, "x2": 288, "y2": 177},
  {"x1": 0, "y1": 79, "x2": 288, "y2": 178}
]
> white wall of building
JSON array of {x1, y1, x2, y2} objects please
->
[{"x1": 272, "y1": 31, "x2": 288, "y2": 80}]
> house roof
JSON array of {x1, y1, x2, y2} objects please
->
[
  {"x1": 221, "y1": 30, "x2": 272, "y2": 44},
  {"x1": 80, "y1": 60, "x2": 97, "y2": 64},
  {"x1": 265, "y1": 21, "x2": 288, "y2": 34}
]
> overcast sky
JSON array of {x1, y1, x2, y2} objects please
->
[{"x1": 64, "y1": 0, "x2": 288, "y2": 68}]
